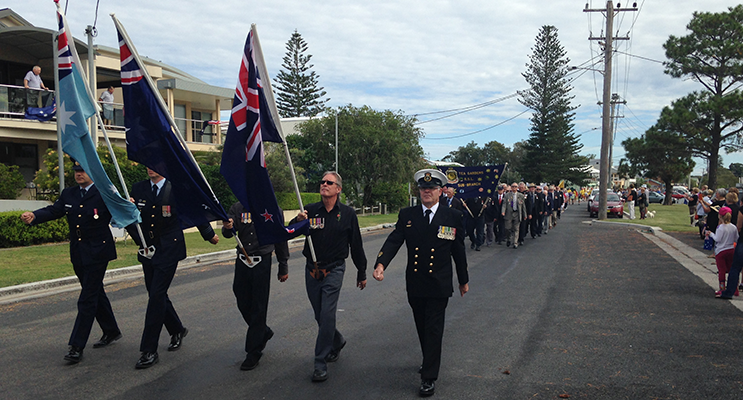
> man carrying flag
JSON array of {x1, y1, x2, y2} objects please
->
[
  {"x1": 18, "y1": 4, "x2": 141, "y2": 364},
  {"x1": 113, "y1": 16, "x2": 225, "y2": 369},
  {"x1": 219, "y1": 26, "x2": 308, "y2": 372}
]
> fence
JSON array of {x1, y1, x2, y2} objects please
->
[{"x1": 354, "y1": 203, "x2": 387, "y2": 215}]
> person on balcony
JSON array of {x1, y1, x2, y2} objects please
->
[
  {"x1": 24, "y1": 65, "x2": 48, "y2": 107},
  {"x1": 98, "y1": 86, "x2": 115, "y2": 126}
]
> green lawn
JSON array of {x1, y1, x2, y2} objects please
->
[
  {"x1": 0, "y1": 213, "x2": 398, "y2": 288},
  {"x1": 604, "y1": 203, "x2": 697, "y2": 232}
]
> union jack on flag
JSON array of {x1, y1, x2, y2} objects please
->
[{"x1": 220, "y1": 26, "x2": 307, "y2": 246}]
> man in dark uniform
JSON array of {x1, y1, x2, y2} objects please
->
[
  {"x1": 492, "y1": 184, "x2": 506, "y2": 244},
  {"x1": 222, "y1": 201, "x2": 290, "y2": 371},
  {"x1": 21, "y1": 162, "x2": 122, "y2": 363},
  {"x1": 463, "y1": 196, "x2": 486, "y2": 251},
  {"x1": 518, "y1": 182, "x2": 533, "y2": 245},
  {"x1": 373, "y1": 169, "x2": 469, "y2": 397},
  {"x1": 532, "y1": 185, "x2": 546, "y2": 237},
  {"x1": 294, "y1": 171, "x2": 367, "y2": 383},
  {"x1": 442, "y1": 186, "x2": 463, "y2": 211},
  {"x1": 126, "y1": 168, "x2": 219, "y2": 369}
]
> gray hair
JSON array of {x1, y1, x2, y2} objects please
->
[
  {"x1": 322, "y1": 171, "x2": 342, "y2": 188},
  {"x1": 716, "y1": 188, "x2": 727, "y2": 198}
]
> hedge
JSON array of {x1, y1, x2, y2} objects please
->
[{"x1": 0, "y1": 211, "x2": 69, "y2": 248}]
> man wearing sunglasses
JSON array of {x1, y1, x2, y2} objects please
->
[
  {"x1": 294, "y1": 171, "x2": 367, "y2": 383},
  {"x1": 373, "y1": 169, "x2": 469, "y2": 397}
]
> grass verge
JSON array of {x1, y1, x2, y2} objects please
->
[
  {"x1": 0, "y1": 213, "x2": 399, "y2": 288},
  {"x1": 601, "y1": 203, "x2": 697, "y2": 232}
]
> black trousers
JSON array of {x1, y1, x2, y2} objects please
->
[
  {"x1": 530, "y1": 214, "x2": 541, "y2": 236},
  {"x1": 495, "y1": 218, "x2": 506, "y2": 243},
  {"x1": 69, "y1": 261, "x2": 120, "y2": 348},
  {"x1": 408, "y1": 296, "x2": 449, "y2": 381},
  {"x1": 233, "y1": 256, "x2": 273, "y2": 355},
  {"x1": 140, "y1": 260, "x2": 184, "y2": 353}
]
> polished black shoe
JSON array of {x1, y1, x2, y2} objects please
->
[
  {"x1": 325, "y1": 340, "x2": 347, "y2": 363},
  {"x1": 475, "y1": 246, "x2": 481, "y2": 251},
  {"x1": 135, "y1": 352, "x2": 158, "y2": 369},
  {"x1": 64, "y1": 346, "x2": 83, "y2": 363},
  {"x1": 312, "y1": 369, "x2": 328, "y2": 382},
  {"x1": 240, "y1": 353, "x2": 261, "y2": 371},
  {"x1": 419, "y1": 379, "x2": 435, "y2": 397},
  {"x1": 506, "y1": 241, "x2": 511, "y2": 247},
  {"x1": 92, "y1": 332, "x2": 122, "y2": 348},
  {"x1": 167, "y1": 327, "x2": 188, "y2": 351}
]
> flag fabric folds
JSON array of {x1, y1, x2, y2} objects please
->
[
  {"x1": 221, "y1": 28, "x2": 308, "y2": 245},
  {"x1": 437, "y1": 164, "x2": 507, "y2": 199},
  {"x1": 55, "y1": 9, "x2": 140, "y2": 228},
  {"x1": 115, "y1": 22, "x2": 229, "y2": 229}
]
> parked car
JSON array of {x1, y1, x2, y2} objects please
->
[
  {"x1": 589, "y1": 192, "x2": 624, "y2": 218},
  {"x1": 648, "y1": 191, "x2": 664, "y2": 204}
]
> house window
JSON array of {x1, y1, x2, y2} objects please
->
[
  {"x1": 191, "y1": 111, "x2": 212, "y2": 143},
  {"x1": 173, "y1": 104, "x2": 187, "y2": 137}
]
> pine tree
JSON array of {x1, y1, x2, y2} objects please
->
[
  {"x1": 274, "y1": 30, "x2": 329, "y2": 117},
  {"x1": 518, "y1": 25, "x2": 588, "y2": 185}
]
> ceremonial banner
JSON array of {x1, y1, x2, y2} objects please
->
[
  {"x1": 55, "y1": 7, "x2": 140, "y2": 228},
  {"x1": 437, "y1": 164, "x2": 506, "y2": 199},
  {"x1": 220, "y1": 26, "x2": 308, "y2": 245},
  {"x1": 114, "y1": 17, "x2": 229, "y2": 229}
]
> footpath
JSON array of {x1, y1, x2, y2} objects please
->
[
  {"x1": 591, "y1": 218, "x2": 743, "y2": 311},
  {"x1": 0, "y1": 223, "x2": 393, "y2": 305}
]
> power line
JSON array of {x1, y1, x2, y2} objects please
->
[
  {"x1": 423, "y1": 109, "x2": 530, "y2": 140},
  {"x1": 413, "y1": 92, "x2": 520, "y2": 124}
]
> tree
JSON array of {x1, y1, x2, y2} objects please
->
[
  {"x1": 518, "y1": 25, "x2": 588, "y2": 186},
  {"x1": 0, "y1": 163, "x2": 25, "y2": 199},
  {"x1": 293, "y1": 105, "x2": 425, "y2": 207},
  {"x1": 622, "y1": 126, "x2": 695, "y2": 205},
  {"x1": 661, "y1": 5, "x2": 743, "y2": 189},
  {"x1": 729, "y1": 163, "x2": 743, "y2": 178},
  {"x1": 273, "y1": 30, "x2": 329, "y2": 117}
]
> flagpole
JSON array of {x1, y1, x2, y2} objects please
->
[
  {"x1": 251, "y1": 24, "x2": 318, "y2": 264},
  {"x1": 53, "y1": 29, "x2": 64, "y2": 193}
]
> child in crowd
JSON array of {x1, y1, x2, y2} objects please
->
[{"x1": 708, "y1": 206, "x2": 739, "y2": 296}]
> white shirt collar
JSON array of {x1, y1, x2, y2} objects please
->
[{"x1": 421, "y1": 202, "x2": 440, "y2": 222}]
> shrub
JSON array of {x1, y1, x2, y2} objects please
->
[
  {"x1": 0, "y1": 210, "x2": 69, "y2": 248},
  {"x1": 0, "y1": 164, "x2": 26, "y2": 199}
]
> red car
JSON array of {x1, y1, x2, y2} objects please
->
[{"x1": 589, "y1": 192, "x2": 624, "y2": 218}]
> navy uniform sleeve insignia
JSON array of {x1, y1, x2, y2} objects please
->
[{"x1": 377, "y1": 251, "x2": 383, "y2": 258}]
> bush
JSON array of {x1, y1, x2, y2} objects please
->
[
  {"x1": 276, "y1": 192, "x2": 322, "y2": 210},
  {"x1": 0, "y1": 210, "x2": 69, "y2": 248},
  {"x1": 0, "y1": 164, "x2": 26, "y2": 199}
]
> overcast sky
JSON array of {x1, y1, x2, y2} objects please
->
[{"x1": 7, "y1": 0, "x2": 739, "y2": 175}]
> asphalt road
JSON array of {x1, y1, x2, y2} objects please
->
[{"x1": 2, "y1": 207, "x2": 743, "y2": 399}]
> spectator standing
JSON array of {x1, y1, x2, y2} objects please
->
[
  {"x1": 98, "y1": 86, "x2": 115, "y2": 126},
  {"x1": 686, "y1": 188, "x2": 699, "y2": 227},
  {"x1": 637, "y1": 186, "x2": 649, "y2": 219},
  {"x1": 709, "y1": 207, "x2": 739, "y2": 295},
  {"x1": 626, "y1": 184, "x2": 637, "y2": 220},
  {"x1": 24, "y1": 65, "x2": 48, "y2": 107}
]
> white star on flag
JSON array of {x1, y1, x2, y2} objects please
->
[{"x1": 57, "y1": 101, "x2": 77, "y2": 134}]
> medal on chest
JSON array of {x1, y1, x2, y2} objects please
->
[
  {"x1": 242, "y1": 212, "x2": 252, "y2": 224},
  {"x1": 437, "y1": 226, "x2": 456, "y2": 240},
  {"x1": 162, "y1": 205, "x2": 172, "y2": 217},
  {"x1": 310, "y1": 217, "x2": 325, "y2": 229},
  {"x1": 93, "y1": 208, "x2": 99, "y2": 219}
]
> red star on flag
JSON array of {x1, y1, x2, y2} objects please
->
[{"x1": 261, "y1": 209, "x2": 273, "y2": 222}]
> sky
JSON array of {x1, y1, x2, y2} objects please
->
[{"x1": 7, "y1": 0, "x2": 739, "y2": 175}]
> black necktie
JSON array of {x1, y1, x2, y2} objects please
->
[
  {"x1": 424, "y1": 209, "x2": 432, "y2": 224},
  {"x1": 152, "y1": 184, "x2": 158, "y2": 198},
  {"x1": 80, "y1": 188, "x2": 86, "y2": 198}
]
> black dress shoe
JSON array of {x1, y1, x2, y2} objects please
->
[
  {"x1": 506, "y1": 241, "x2": 511, "y2": 247},
  {"x1": 325, "y1": 340, "x2": 347, "y2": 363},
  {"x1": 167, "y1": 327, "x2": 188, "y2": 351},
  {"x1": 240, "y1": 353, "x2": 261, "y2": 371},
  {"x1": 419, "y1": 379, "x2": 435, "y2": 397},
  {"x1": 92, "y1": 332, "x2": 122, "y2": 348},
  {"x1": 475, "y1": 246, "x2": 480, "y2": 251},
  {"x1": 64, "y1": 346, "x2": 83, "y2": 363},
  {"x1": 311, "y1": 369, "x2": 328, "y2": 382},
  {"x1": 135, "y1": 352, "x2": 158, "y2": 369},
  {"x1": 259, "y1": 328, "x2": 274, "y2": 352}
]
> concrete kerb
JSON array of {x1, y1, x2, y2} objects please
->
[
  {"x1": 0, "y1": 223, "x2": 396, "y2": 305},
  {"x1": 590, "y1": 219, "x2": 743, "y2": 312}
]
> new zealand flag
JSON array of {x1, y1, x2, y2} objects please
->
[{"x1": 220, "y1": 27, "x2": 308, "y2": 245}]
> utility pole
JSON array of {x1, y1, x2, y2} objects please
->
[
  {"x1": 603, "y1": 93, "x2": 626, "y2": 185},
  {"x1": 584, "y1": 1, "x2": 636, "y2": 219}
]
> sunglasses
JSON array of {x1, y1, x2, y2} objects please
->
[{"x1": 320, "y1": 180, "x2": 338, "y2": 186}]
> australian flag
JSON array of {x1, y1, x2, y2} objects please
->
[
  {"x1": 220, "y1": 27, "x2": 308, "y2": 245},
  {"x1": 55, "y1": 7, "x2": 140, "y2": 228},
  {"x1": 114, "y1": 19, "x2": 229, "y2": 228}
]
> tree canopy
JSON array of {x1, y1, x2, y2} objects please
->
[
  {"x1": 518, "y1": 25, "x2": 588, "y2": 186},
  {"x1": 273, "y1": 30, "x2": 329, "y2": 117},
  {"x1": 661, "y1": 5, "x2": 743, "y2": 189},
  {"x1": 291, "y1": 105, "x2": 425, "y2": 209}
]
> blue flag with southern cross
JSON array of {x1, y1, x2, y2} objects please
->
[
  {"x1": 55, "y1": 9, "x2": 140, "y2": 228},
  {"x1": 220, "y1": 29, "x2": 308, "y2": 245},
  {"x1": 437, "y1": 164, "x2": 506, "y2": 199},
  {"x1": 115, "y1": 25, "x2": 229, "y2": 229}
]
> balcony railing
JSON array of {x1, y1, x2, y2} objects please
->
[{"x1": 0, "y1": 84, "x2": 55, "y2": 118}]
